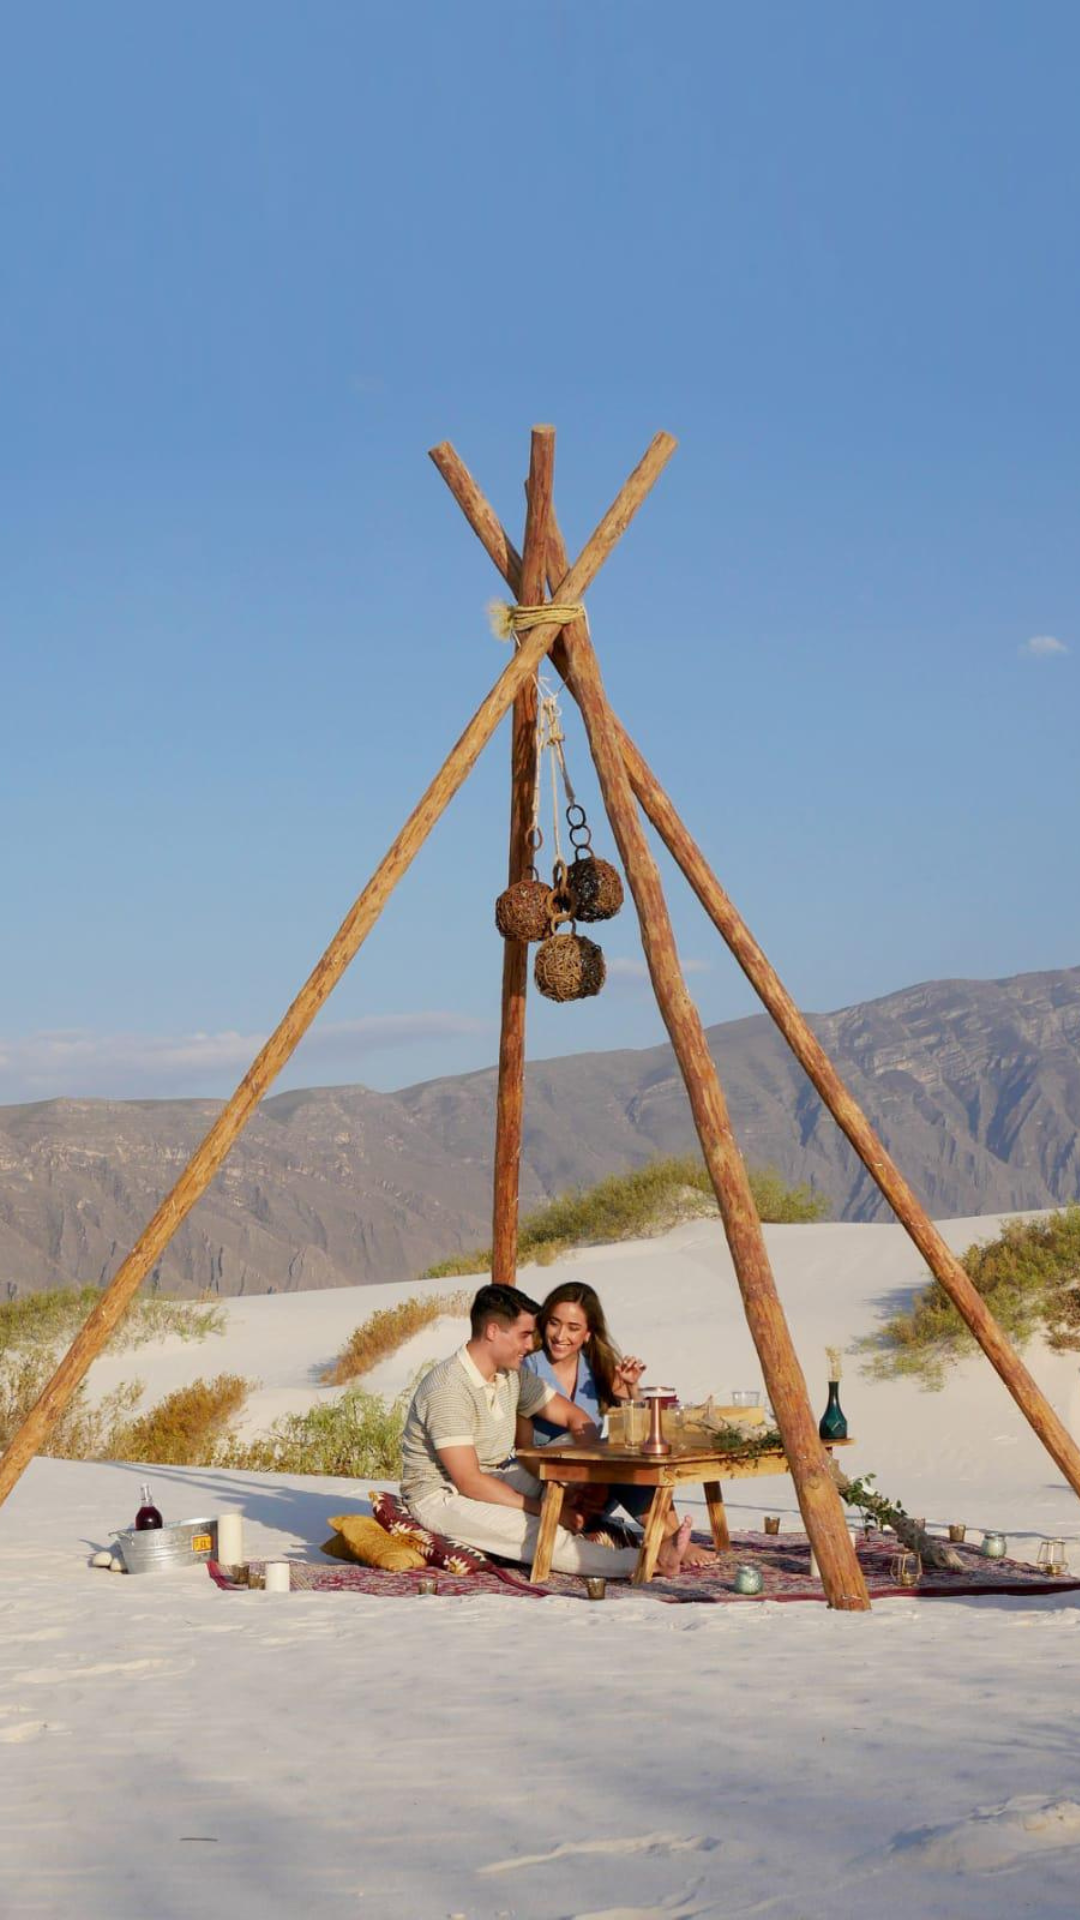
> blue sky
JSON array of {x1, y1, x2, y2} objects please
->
[{"x1": 2, "y1": 3, "x2": 1077, "y2": 1105}]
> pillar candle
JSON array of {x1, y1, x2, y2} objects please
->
[
  {"x1": 264, "y1": 1561, "x2": 291, "y2": 1593},
  {"x1": 809, "y1": 1547, "x2": 820, "y2": 1579},
  {"x1": 217, "y1": 1513, "x2": 243, "y2": 1564}
]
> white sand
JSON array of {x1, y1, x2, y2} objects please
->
[{"x1": 3, "y1": 1212, "x2": 1080, "y2": 1918}]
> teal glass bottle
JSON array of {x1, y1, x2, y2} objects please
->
[{"x1": 819, "y1": 1380, "x2": 848, "y2": 1441}]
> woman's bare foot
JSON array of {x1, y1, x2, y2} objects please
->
[
  {"x1": 661, "y1": 1511, "x2": 713, "y2": 1569},
  {"x1": 656, "y1": 1516, "x2": 694, "y2": 1577}
]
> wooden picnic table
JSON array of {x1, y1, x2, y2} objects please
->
[{"x1": 515, "y1": 1437, "x2": 853, "y2": 1586}]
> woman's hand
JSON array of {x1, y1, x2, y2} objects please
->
[{"x1": 612, "y1": 1355, "x2": 646, "y2": 1400}]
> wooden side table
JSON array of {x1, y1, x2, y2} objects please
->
[{"x1": 515, "y1": 1439, "x2": 851, "y2": 1585}]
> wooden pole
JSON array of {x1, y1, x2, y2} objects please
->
[
  {"x1": 0, "y1": 636, "x2": 557, "y2": 1506},
  {"x1": 491, "y1": 427, "x2": 553, "y2": 1283},
  {"x1": 429, "y1": 445, "x2": 1080, "y2": 1506},
  {"x1": 429, "y1": 445, "x2": 868, "y2": 1609},
  {"x1": 602, "y1": 727, "x2": 1080, "y2": 1499},
  {"x1": 557, "y1": 621, "x2": 870, "y2": 1609},
  {"x1": 0, "y1": 435, "x2": 678, "y2": 1509}
]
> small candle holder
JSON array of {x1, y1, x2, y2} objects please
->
[
  {"x1": 246, "y1": 1565, "x2": 265, "y2": 1591},
  {"x1": 733, "y1": 1563, "x2": 764, "y2": 1595},
  {"x1": 731, "y1": 1389, "x2": 760, "y2": 1409},
  {"x1": 417, "y1": 1574, "x2": 439, "y2": 1596},
  {"x1": 948, "y1": 1523, "x2": 967, "y2": 1543},
  {"x1": 980, "y1": 1530, "x2": 1007, "y2": 1559},
  {"x1": 763, "y1": 1515, "x2": 781, "y2": 1535},
  {"x1": 585, "y1": 1576, "x2": 607, "y2": 1601},
  {"x1": 891, "y1": 1551, "x2": 922, "y2": 1588},
  {"x1": 1037, "y1": 1539, "x2": 1068, "y2": 1576},
  {"x1": 640, "y1": 1389, "x2": 671, "y2": 1458}
]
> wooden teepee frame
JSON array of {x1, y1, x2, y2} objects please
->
[{"x1": 4, "y1": 425, "x2": 1079, "y2": 1613}]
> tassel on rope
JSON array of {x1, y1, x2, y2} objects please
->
[{"x1": 487, "y1": 599, "x2": 586, "y2": 642}]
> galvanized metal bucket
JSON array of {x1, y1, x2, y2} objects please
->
[{"x1": 112, "y1": 1516, "x2": 218, "y2": 1575}]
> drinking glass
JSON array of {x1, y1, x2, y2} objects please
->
[{"x1": 625, "y1": 1401, "x2": 648, "y2": 1447}]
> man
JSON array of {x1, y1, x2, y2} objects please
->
[{"x1": 400, "y1": 1282, "x2": 692, "y2": 1579}]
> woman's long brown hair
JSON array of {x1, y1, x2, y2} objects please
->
[{"x1": 536, "y1": 1281, "x2": 624, "y2": 1410}]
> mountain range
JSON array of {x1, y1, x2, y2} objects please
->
[{"x1": 1, "y1": 964, "x2": 1077, "y2": 1299}]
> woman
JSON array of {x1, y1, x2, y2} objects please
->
[{"x1": 517, "y1": 1280, "x2": 712, "y2": 1563}]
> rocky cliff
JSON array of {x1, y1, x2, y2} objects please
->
[{"x1": 1, "y1": 965, "x2": 1077, "y2": 1298}]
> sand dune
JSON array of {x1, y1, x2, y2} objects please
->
[{"x1": 2, "y1": 1212, "x2": 1079, "y2": 1918}]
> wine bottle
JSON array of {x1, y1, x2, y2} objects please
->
[
  {"x1": 818, "y1": 1380, "x2": 848, "y2": 1442},
  {"x1": 135, "y1": 1482, "x2": 163, "y2": 1530}
]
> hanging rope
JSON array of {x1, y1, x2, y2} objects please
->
[
  {"x1": 530, "y1": 677, "x2": 577, "y2": 867},
  {"x1": 485, "y1": 591, "x2": 589, "y2": 874}
]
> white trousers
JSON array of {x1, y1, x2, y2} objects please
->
[{"x1": 409, "y1": 1462, "x2": 641, "y2": 1579}]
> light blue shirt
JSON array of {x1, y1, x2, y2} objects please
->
[{"x1": 520, "y1": 1347, "x2": 603, "y2": 1445}]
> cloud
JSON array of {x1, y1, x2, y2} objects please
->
[
  {"x1": 1019, "y1": 634, "x2": 1069, "y2": 658},
  {"x1": 0, "y1": 1012, "x2": 491, "y2": 1104},
  {"x1": 606, "y1": 956, "x2": 710, "y2": 984}
]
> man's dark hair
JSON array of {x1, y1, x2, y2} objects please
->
[{"x1": 470, "y1": 1282, "x2": 541, "y2": 1339}]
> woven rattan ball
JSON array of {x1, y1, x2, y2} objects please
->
[
  {"x1": 534, "y1": 930, "x2": 606, "y2": 1002},
  {"x1": 567, "y1": 855, "x2": 624, "y2": 923},
  {"x1": 495, "y1": 879, "x2": 554, "y2": 943}
]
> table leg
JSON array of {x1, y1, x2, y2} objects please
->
[
  {"x1": 530, "y1": 1482, "x2": 564, "y2": 1583},
  {"x1": 704, "y1": 1481, "x2": 730, "y2": 1551},
  {"x1": 633, "y1": 1487, "x2": 673, "y2": 1586}
]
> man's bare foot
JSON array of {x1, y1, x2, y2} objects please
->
[{"x1": 656, "y1": 1516, "x2": 694, "y2": 1577}]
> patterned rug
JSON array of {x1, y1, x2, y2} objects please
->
[{"x1": 207, "y1": 1533, "x2": 1080, "y2": 1605}]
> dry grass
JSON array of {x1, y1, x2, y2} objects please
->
[
  {"x1": 323, "y1": 1291, "x2": 470, "y2": 1385},
  {"x1": 0, "y1": 1350, "x2": 143, "y2": 1459},
  {"x1": 858, "y1": 1205, "x2": 1080, "y2": 1388},
  {"x1": 215, "y1": 1386, "x2": 408, "y2": 1478},
  {"x1": 423, "y1": 1157, "x2": 829, "y2": 1278},
  {"x1": 0, "y1": 1287, "x2": 226, "y2": 1356},
  {"x1": 110, "y1": 1374, "x2": 254, "y2": 1467}
]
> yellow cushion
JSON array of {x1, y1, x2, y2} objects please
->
[{"x1": 323, "y1": 1513, "x2": 427, "y2": 1571}]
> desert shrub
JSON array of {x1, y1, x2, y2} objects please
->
[
  {"x1": 215, "y1": 1385, "x2": 407, "y2": 1478},
  {"x1": 745, "y1": 1165, "x2": 830, "y2": 1225},
  {"x1": 0, "y1": 1348, "x2": 143, "y2": 1459},
  {"x1": 858, "y1": 1206, "x2": 1080, "y2": 1389},
  {"x1": 324, "y1": 1290, "x2": 470, "y2": 1384},
  {"x1": 110, "y1": 1374, "x2": 253, "y2": 1466},
  {"x1": 423, "y1": 1156, "x2": 828, "y2": 1278},
  {"x1": 0, "y1": 1287, "x2": 226, "y2": 1356}
]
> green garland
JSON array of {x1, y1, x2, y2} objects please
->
[
  {"x1": 707, "y1": 1424, "x2": 785, "y2": 1459},
  {"x1": 839, "y1": 1471, "x2": 910, "y2": 1531}
]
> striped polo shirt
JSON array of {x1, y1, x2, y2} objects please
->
[{"x1": 400, "y1": 1345, "x2": 555, "y2": 1505}]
